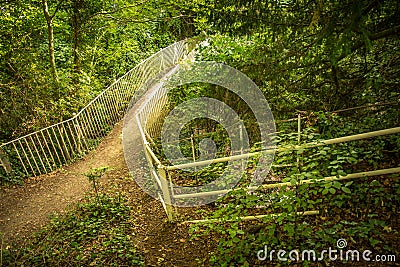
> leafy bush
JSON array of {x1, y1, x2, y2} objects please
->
[
  {"x1": 1, "y1": 193, "x2": 143, "y2": 266},
  {"x1": 190, "y1": 176, "x2": 399, "y2": 266},
  {"x1": 187, "y1": 113, "x2": 399, "y2": 266}
]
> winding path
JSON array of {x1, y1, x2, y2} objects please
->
[
  {"x1": 0, "y1": 83, "x2": 216, "y2": 266},
  {"x1": 0, "y1": 121, "x2": 124, "y2": 243}
]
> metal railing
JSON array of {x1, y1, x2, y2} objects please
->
[
  {"x1": 0, "y1": 40, "x2": 191, "y2": 177},
  {"x1": 3, "y1": 37, "x2": 398, "y2": 223},
  {"x1": 134, "y1": 62, "x2": 400, "y2": 222}
]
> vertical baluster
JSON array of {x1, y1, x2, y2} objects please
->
[
  {"x1": 51, "y1": 127, "x2": 67, "y2": 163},
  {"x1": 78, "y1": 111, "x2": 91, "y2": 141},
  {"x1": 67, "y1": 120, "x2": 79, "y2": 155},
  {"x1": 35, "y1": 133, "x2": 52, "y2": 172},
  {"x1": 46, "y1": 128, "x2": 62, "y2": 166},
  {"x1": 100, "y1": 93, "x2": 115, "y2": 125},
  {"x1": 59, "y1": 124, "x2": 72, "y2": 161},
  {"x1": 74, "y1": 117, "x2": 88, "y2": 151},
  {"x1": 114, "y1": 83, "x2": 125, "y2": 116},
  {"x1": 23, "y1": 138, "x2": 40, "y2": 175},
  {"x1": 81, "y1": 109, "x2": 96, "y2": 140},
  {"x1": 108, "y1": 89, "x2": 120, "y2": 123},
  {"x1": 94, "y1": 98, "x2": 107, "y2": 136},
  {"x1": 13, "y1": 142, "x2": 29, "y2": 176},
  {"x1": 30, "y1": 135, "x2": 47, "y2": 173},
  {"x1": 88, "y1": 105, "x2": 103, "y2": 138},
  {"x1": 41, "y1": 130, "x2": 55, "y2": 170}
]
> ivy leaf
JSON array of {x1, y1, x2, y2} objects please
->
[
  {"x1": 342, "y1": 187, "x2": 351, "y2": 194},
  {"x1": 345, "y1": 181, "x2": 354, "y2": 187},
  {"x1": 333, "y1": 181, "x2": 342, "y2": 189}
]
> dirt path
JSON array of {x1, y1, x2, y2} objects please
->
[
  {"x1": 0, "y1": 122, "x2": 125, "y2": 243},
  {"x1": 0, "y1": 84, "x2": 217, "y2": 266},
  {"x1": 0, "y1": 120, "x2": 216, "y2": 266}
]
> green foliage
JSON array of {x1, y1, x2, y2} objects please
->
[
  {"x1": 191, "y1": 0, "x2": 400, "y2": 117},
  {"x1": 0, "y1": 0, "x2": 195, "y2": 184},
  {"x1": 0, "y1": 0, "x2": 192, "y2": 142},
  {"x1": 1, "y1": 193, "x2": 143, "y2": 266},
  {"x1": 188, "y1": 113, "x2": 399, "y2": 265},
  {"x1": 190, "y1": 176, "x2": 399, "y2": 265},
  {"x1": 1, "y1": 0, "x2": 399, "y2": 263},
  {"x1": 84, "y1": 166, "x2": 111, "y2": 196}
]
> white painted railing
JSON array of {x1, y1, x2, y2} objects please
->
[
  {"x1": 0, "y1": 40, "x2": 191, "y2": 177},
  {"x1": 134, "y1": 70, "x2": 400, "y2": 221}
]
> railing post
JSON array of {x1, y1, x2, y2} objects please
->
[
  {"x1": 191, "y1": 133, "x2": 196, "y2": 168},
  {"x1": 157, "y1": 166, "x2": 174, "y2": 222},
  {"x1": 240, "y1": 124, "x2": 245, "y2": 170},
  {"x1": 0, "y1": 147, "x2": 12, "y2": 173}
]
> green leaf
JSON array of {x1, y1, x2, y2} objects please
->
[
  {"x1": 342, "y1": 187, "x2": 351, "y2": 194},
  {"x1": 333, "y1": 181, "x2": 342, "y2": 189},
  {"x1": 232, "y1": 237, "x2": 240, "y2": 243},
  {"x1": 237, "y1": 229, "x2": 245, "y2": 235}
]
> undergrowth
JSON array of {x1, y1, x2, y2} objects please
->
[
  {"x1": 1, "y1": 192, "x2": 143, "y2": 267},
  {"x1": 186, "y1": 111, "x2": 400, "y2": 266},
  {"x1": 190, "y1": 177, "x2": 399, "y2": 266}
]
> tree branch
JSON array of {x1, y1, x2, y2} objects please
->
[
  {"x1": 369, "y1": 24, "x2": 400, "y2": 41},
  {"x1": 50, "y1": 0, "x2": 65, "y2": 20},
  {"x1": 42, "y1": 0, "x2": 51, "y2": 22},
  {"x1": 103, "y1": 14, "x2": 194, "y2": 24},
  {"x1": 87, "y1": 1, "x2": 150, "y2": 21},
  {"x1": 362, "y1": 0, "x2": 381, "y2": 16},
  {"x1": 338, "y1": 24, "x2": 400, "y2": 62}
]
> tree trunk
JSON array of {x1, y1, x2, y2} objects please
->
[
  {"x1": 72, "y1": 0, "x2": 81, "y2": 74},
  {"x1": 42, "y1": 0, "x2": 59, "y2": 83}
]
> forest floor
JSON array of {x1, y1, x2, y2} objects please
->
[{"x1": 0, "y1": 121, "x2": 217, "y2": 266}]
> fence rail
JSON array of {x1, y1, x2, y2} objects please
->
[
  {"x1": 133, "y1": 61, "x2": 400, "y2": 222},
  {"x1": 0, "y1": 40, "x2": 191, "y2": 177},
  {"x1": 2, "y1": 38, "x2": 399, "y2": 223}
]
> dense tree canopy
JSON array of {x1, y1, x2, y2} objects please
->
[
  {"x1": 1, "y1": 0, "x2": 399, "y2": 141},
  {"x1": 0, "y1": 0, "x2": 193, "y2": 141},
  {"x1": 191, "y1": 0, "x2": 400, "y2": 116},
  {"x1": 1, "y1": 1, "x2": 399, "y2": 265}
]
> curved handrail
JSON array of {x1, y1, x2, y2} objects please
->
[{"x1": 0, "y1": 40, "x2": 192, "y2": 177}]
